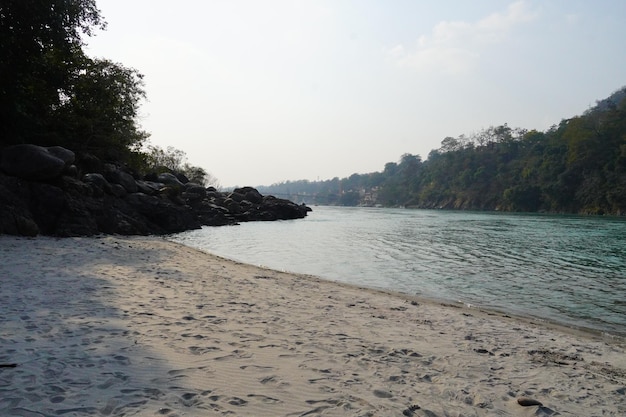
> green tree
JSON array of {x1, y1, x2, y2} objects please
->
[
  {"x1": 144, "y1": 145, "x2": 219, "y2": 188},
  {"x1": 1, "y1": 1, "x2": 149, "y2": 167},
  {"x1": 145, "y1": 145, "x2": 187, "y2": 172},
  {"x1": 0, "y1": 0, "x2": 104, "y2": 144},
  {"x1": 50, "y1": 58, "x2": 149, "y2": 159},
  {"x1": 182, "y1": 163, "x2": 221, "y2": 188}
]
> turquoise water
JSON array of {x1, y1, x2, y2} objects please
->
[{"x1": 170, "y1": 206, "x2": 626, "y2": 337}]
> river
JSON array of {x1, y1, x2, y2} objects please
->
[{"x1": 170, "y1": 206, "x2": 626, "y2": 337}]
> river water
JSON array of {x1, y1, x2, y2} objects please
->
[{"x1": 170, "y1": 206, "x2": 626, "y2": 337}]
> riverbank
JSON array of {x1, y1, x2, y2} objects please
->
[
  {"x1": 171, "y1": 206, "x2": 626, "y2": 337},
  {"x1": 1, "y1": 236, "x2": 624, "y2": 416}
]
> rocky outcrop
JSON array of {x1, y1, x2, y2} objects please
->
[
  {"x1": 0, "y1": 145, "x2": 311, "y2": 237},
  {"x1": 0, "y1": 144, "x2": 75, "y2": 180}
]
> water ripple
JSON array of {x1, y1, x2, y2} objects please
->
[{"x1": 170, "y1": 207, "x2": 626, "y2": 336}]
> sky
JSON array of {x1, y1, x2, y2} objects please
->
[{"x1": 84, "y1": 0, "x2": 626, "y2": 188}]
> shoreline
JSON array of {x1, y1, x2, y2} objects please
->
[
  {"x1": 172, "y1": 235, "x2": 626, "y2": 342},
  {"x1": 1, "y1": 235, "x2": 625, "y2": 416}
]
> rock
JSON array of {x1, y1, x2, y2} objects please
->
[
  {"x1": 234, "y1": 186, "x2": 263, "y2": 204},
  {"x1": 157, "y1": 172, "x2": 184, "y2": 188},
  {"x1": 110, "y1": 183, "x2": 127, "y2": 197},
  {"x1": 258, "y1": 195, "x2": 310, "y2": 220},
  {"x1": 184, "y1": 183, "x2": 207, "y2": 196},
  {"x1": 75, "y1": 152, "x2": 103, "y2": 175},
  {"x1": 103, "y1": 164, "x2": 138, "y2": 193},
  {"x1": 0, "y1": 144, "x2": 74, "y2": 180},
  {"x1": 189, "y1": 201, "x2": 237, "y2": 226},
  {"x1": 0, "y1": 174, "x2": 39, "y2": 236},
  {"x1": 173, "y1": 171, "x2": 189, "y2": 184},
  {"x1": 52, "y1": 194, "x2": 100, "y2": 236},
  {"x1": 46, "y1": 146, "x2": 76, "y2": 169},
  {"x1": 228, "y1": 191, "x2": 245, "y2": 203},
  {"x1": 223, "y1": 198, "x2": 242, "y2": 214},
  {"x1": 83, "y1": 173, "x2": 113, "y2": 195},
  {"x1": 244, "y1": 210, "x2": 276, "y2": 221},
  {"x1": 125, "y1": 193, "x2": 201, "y2": 233},
  {"x1": 517, "y1": 397, "x2": 543, "y2": 407},
  {"x1": 63, "y1": 164, "x2": 78, "y2": 177},
  {"x1": 158, "y1": 186, "x2": 183, "y2": 201},
  {"x1": 28, "y1": 182, "x2": 68, "y2": 235},
  {"x1": 0, "y1": 146, "x2": 310, "y2": 236},
  {"x1": 182, "y1": 183, "x2": 207, "y2": 202},
  {"x1": 136, "y1": 180, "x2": 163, "y2": 195}
]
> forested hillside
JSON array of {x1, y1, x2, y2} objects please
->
[{"x1": 259, "y1": 87, "x2": 626, "y2": 215}]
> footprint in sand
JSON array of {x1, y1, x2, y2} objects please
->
[
  {"x1": 180, "y1": 392, "x2": 200, "y2": 406},
  {"x1": 247, "y1": 394, "x2": 282, "y2": 404},
  {"x1": 260, "y1": 375, "x2": 278, "y2": 384},
  {"x1": 188, "y1": 346, "x2": 220, "y2": 355},
  {"x1": 373, "y1": 389, "x2": 393, "y2": 398},
  {"x1": 228, "y1": 397, "x2": 248, "y2": 406}
]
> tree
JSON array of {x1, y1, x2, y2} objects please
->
[
  {"x1": 1, "y1": 1, "x2": 150, "y2": 168},
  {"x1": 144, "y1": 145, "x2": 220, "y2": 188},
  {"x1": 50, "y1": 58, "x2": 149, "y2": 159},
  {"x1": 182, "y1": 163, "x2": 221, "y2": 188},
  {"x1": 440, "y1": 136, "x2": 461, "y2": 152},
  {"x1": 145, "y1": 145, "x2": 187, "y2": 172},
  {"x1": 0, "y1": 0, "x2": 105, "y2": 144}
]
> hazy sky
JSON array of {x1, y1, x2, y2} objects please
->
[{"x1": 85, "y1": 0, "x2": 626, "y2": 187}]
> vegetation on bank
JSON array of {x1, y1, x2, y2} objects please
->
[
  {"x1": 0, "y1": 0, "x2": 216, "y2": 186},
  {"x1": 259, "y1": 87, "x2": 626, "y2": 215}
]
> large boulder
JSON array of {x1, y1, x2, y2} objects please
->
[
  {"x1": 228, "y1": 191, "x2": 245, "y2": 202},
  {"x1": 136, "y1": 180, "x2": 162, "y2": 195},
  {"x1": 103, "y1": 164, "x2": 138, "y2": 193},
  {"x1": 0, "y1": 174, "x2": 39, "y2": 236},
  {"x1": 182, "y1": 183, "x2": 207, "y2": 203},
  {"x1": 83, "y1": 173, "x2": 113, "y2": 196},
  {"x1": 255, "y1": 195, "x2": 310, "y2": 220},
  {"x1": 234, "y1": 186, "x2": 264, "y2": 204},
  {"x1": 0, "y1": 144, "x2": 75, "y2": 181},
  {"x1": 157, "y1": 172, "x2": 185, "y2": 188},
  {"x1": 125, "y1": 193, "x2": 201, "y2": 233},
  {"x1": 46, "y1": 146, "x2": 76, "y2": 169},
  {"x1": 75, "y1": 152, "x2": 104, "y2": 176},
  {"x1": 188, "y1": 201, "x2": 236, "y2": 226}
]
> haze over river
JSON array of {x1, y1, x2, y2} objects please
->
[{"x1": 171, "y1": 206, "x2": 626, "y2": 337}]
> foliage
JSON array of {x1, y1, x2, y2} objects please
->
[
  {"x1": 260, "y1": 87, "x2": 626, "y2": 215},
  {"x1": 0, "y1": 0, "x2": 148, "y2": 166},
  {"x1": 144, "y1": 145, "x2": 220, "y2": 188},
  {"x1": 49, "y1": 57, "x2": 149, "y2": 159},
  {"x1": 1, "y1": 0, "x2": 104, "y2": 143},
  {"x1": 145, "y1": 145, "x2": 187, "y2": 172}
]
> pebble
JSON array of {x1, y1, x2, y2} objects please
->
[{"x1": 517, "y1": 397, "x2": 543, "y2": 406}]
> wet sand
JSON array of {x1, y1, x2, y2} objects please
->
[{"x1": 0, "y1": 235, "x2": 624, "y2": 416}]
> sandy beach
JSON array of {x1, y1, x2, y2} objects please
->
[{"x1": 0, "y1": 235, "x2": 624, "y2": 416}]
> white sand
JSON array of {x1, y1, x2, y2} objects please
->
[{"x1": 0, "y1": 235, "x2": 624, "y2": 417}]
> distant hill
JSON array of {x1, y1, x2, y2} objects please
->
[{"x1": 259, "y1": 86, "x2": 626, "y2": 215}]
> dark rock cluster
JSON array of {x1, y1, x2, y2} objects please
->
[{"x1": 0, "y1": 144, "x2": 311, "y2": 237}]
